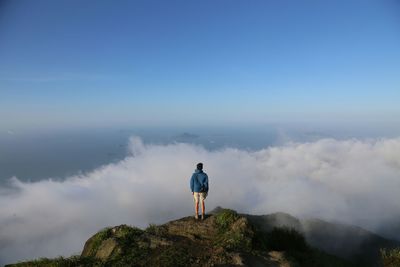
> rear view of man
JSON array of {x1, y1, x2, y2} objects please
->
[{"x1": 190, "y1": 162, "x2": 209, "y2": 220}]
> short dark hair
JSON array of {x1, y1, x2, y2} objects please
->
[{"x1": 196, "y1": 162, "x2": 203, "y2": 170}]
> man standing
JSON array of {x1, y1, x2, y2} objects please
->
[{"x1": 190, "y1": 162, "x2": 209, "y2": 220}]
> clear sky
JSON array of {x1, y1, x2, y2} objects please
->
[{"x1": 1, "y1": 0, "x2": 399, "y2": 131}]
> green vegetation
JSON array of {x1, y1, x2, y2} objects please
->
[
  {"x1": 381, "y1": 248, "x2": 400, "y2": 267},
  {"x1": 214, "y1": 209, "x2": 252, "y2": 252},
  {"x1": 151, "y1": 246, "x2": 191, "y2": 267},
  {"x1": 97, "y1": 225, "x2": 147, "y2": 266},
  {"x1": 75, "y1": 224, "x2": 148, "y2": 266},
  {"x1": 214, "y1": 209, "x2": 239, "y2": 231},
  {"x1": 253, "y1": 226, "x2": 311, "y2": 265},
  {"x1": 265, "y1": 227, "x2": 309, "y2": 252},
  {"x1": 6, "y1": 210, "x2": 365, "y2": 267},
  {"x1": 113, "y1": 225, "x2": 144, "y2": 247},
  {"x1": 7, "y1": 256, "x2": 100, "y2": 267},
  {"x1": 145, "y1": 223, "x2": 167, "y2": 236},
  {"x1": 252, "y1": 225, "x2": 308, "y2": 252},
  {"x1": 252, "y1": 226, "x2": 356, "y2": 267},
  {"x1": 85, "y1": 227, "x2": 112, "y2": 257}
]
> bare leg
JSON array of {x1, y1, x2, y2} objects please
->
[
  {"x1": 201, "y1": 200, "x2": 205, "y2": 215},
  {"x1": 195, "y1": 201, "x2": 199, "y2": 216}
]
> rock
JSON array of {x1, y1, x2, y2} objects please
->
[
  {"x1": 268, "y1": 251, "x2": 292, "y2": 267},
  {"x1": 148, "y1": 236, "x2": 172, "y2": 248},
  {"x1": 230, "y1": 252, "x2": 245, "y2": 265},
  {"x1": 81, "y1": 224, "x2": 143, "y2": 260},
  {"x1": 95, "y1": 238, "x2": 118, "y2": 260}
]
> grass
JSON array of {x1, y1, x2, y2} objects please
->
[
  {"x1": 381, "y1": 248, "x2": 400, "y2": 267},
  {"x1": 213, "y1": 209, "x2": 252, "y2": 252},
  {"x1": 7, "y1": 255, "x2": 100, "y2": 267},
  {"x1": 214, "y1": 209, "x2": 239, "y2": 231},
  {"x1": 151, "y1": 246, "x2": 191, "y2": 267},
  {"x1": 145, "y1": 223, "x2": 167, "y2": 236},
  {"x1": 113, "y1": 225, "x2": 144, "y2": 247}
]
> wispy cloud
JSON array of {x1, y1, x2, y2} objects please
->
[{"x1": 1, "y1": 136, "x2": 400, "y2": 265}]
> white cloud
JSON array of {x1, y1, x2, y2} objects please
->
[{"x1": 1, "y1": 136, "x2": 400, "y2": 264}]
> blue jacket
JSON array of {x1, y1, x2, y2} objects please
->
[{"x1": 190, "y1": 169, "x2": 209, "y2": 193}]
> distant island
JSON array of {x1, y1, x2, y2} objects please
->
[{"x1": 175, "y1": 132, "x2": 200, "y2": 140}]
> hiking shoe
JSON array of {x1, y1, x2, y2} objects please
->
[{"x1": 195, "y1": 214, "x2": 199, "y2": 220}]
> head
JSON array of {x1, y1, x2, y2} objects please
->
[{"x1": 196, "y1": 162, "x2": 203, "y2": 171}]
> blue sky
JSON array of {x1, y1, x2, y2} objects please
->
[{"x1": 1, "y1": 0, "x2": 399, "y2": 131}]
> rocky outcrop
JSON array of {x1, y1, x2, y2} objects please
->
[
  {"x1": 6, "y1": 208, "x2": 367, "y2": 267},
  {"x1": 72, "y1": 209, "x2": 352, "y2": 266},
  {"x1": 78, "y1": 209, "x2": 266, "y2": 266}
]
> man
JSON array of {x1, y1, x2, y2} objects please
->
[{"x1": 190, "y1": 162, "x2": 209, "y2": 220}]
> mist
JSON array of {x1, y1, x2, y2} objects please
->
[{"x1": 1, "y1": 136, "x2": 400, "y2": 265}]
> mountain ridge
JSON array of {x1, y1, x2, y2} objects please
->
[
  {"x1": 6, "y1": 208, "x2": 398, "y2": 267},
  {"x1": 244, "y1": 211, "x2": 400, "y2": 266}
]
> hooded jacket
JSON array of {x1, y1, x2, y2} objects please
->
[{"x1": 190, "y1": 169, "x2": 209, "y2": 193}]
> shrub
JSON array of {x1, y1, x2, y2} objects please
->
[
  {"x1": 113, "y1": 225, "x2": 143, "y2": 246},
  {"x1": 153, "y1": 246, "x2": 190, "y2": 267},
  {"x1": 265, "y1": 227, "x2": 308, "y2": 252},
  {"x1": 215, "y1": 209, "x2": 239, "y2": 232},
  {"x1": 145, "y1": 223, "x2": 167, "y2": 236},
  {"x1": 214, "y1": 210, "x2": 253, "y2": 252},
  {"x1": 381, "y1": 248, "x2": 400, "y2": 267}
]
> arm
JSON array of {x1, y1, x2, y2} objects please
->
[
  {"x1": 190, "y1": 173, "x2": 195, "y2": 193},
  {"x1": 205, "y1": 174, "x2": 209, "y2": 192}
]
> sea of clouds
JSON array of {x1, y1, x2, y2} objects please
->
[{"x1": 1, "y1": 136, "x2": 400, "y2": 264}]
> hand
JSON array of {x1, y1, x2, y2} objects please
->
[{"x1": 192, "y1": 192, "x2": 194, "y2": 195}]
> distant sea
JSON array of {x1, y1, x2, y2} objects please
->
[
  {"x1": 1, "y1": 124, "x2": 398, "y2": 184},
  {"x1": 0, "y1": 126, "x2": 279, "y2": 184}
]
